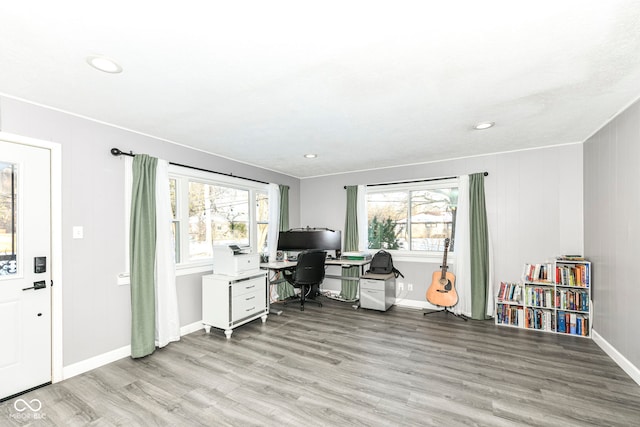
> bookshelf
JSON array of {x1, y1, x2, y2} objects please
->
[{"x1": 496, "y1": 258, "x2": 591, "y2": 338}]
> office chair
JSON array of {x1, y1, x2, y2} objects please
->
[{"x1": 283, "y1": 249, "x2": 327, "y2": 311}]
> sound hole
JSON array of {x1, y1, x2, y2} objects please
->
[{"x1": 439, "y1": 278, "x2": 452, "y2": 291}]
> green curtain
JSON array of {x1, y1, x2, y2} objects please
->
[
  {"x1": 130, "y1": 155, "x2": 158, "y2": 358},
  {"x1": 469, "y1": 173, "x2": 490, "y2": 320},
  {"x1": 340, "y1": 186, "x2": 359, "y2": 300},
  {"x1": 277, "y1": 185, "x2": 296, "y2": 299},
  {"x1": 279, "y1": 185, "x2": 289, "y2": 232}
]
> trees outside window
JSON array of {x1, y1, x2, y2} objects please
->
[
  {"x1": 366, "y1": 181, "x2": 458, "y2": 252},
  {"x1": 169, "y1": 170, "x2": 267, "y2": 264}
]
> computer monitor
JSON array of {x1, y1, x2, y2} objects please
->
[{"x1": 277, "y1": 229, "x2": 341, "y2": 252}]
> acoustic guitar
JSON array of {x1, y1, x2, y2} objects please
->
[{"x1": 426, "y1": 238, "x2": 458, "y2": 307}]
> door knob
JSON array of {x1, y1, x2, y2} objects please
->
[{"x1": 22, "y1": 281, "x2": 46, "y2": 291}]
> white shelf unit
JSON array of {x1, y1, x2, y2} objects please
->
[
  {"x1": 496, "y1": 259, "x2": 591, "y2": 338},
  {"x1": 495, "y1": 282, "x2": 524, "y2": 328}
]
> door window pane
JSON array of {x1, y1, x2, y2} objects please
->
[{"x1": 0, "y1": 162, "x2": 17, "y2": 275}]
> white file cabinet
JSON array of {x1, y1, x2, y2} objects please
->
[
  {"x1": 360, "y1": 273, "x2": 395, "y2": 311},
  {"x1": 202, "y1": 271, "x2": 268, "y2": 338}
]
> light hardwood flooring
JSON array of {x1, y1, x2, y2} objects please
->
[{"x1": 2, "y1": 297, "x2": 640, "y2": 426}]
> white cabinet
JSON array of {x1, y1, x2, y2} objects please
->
[
  {"x1": 202, "y1": 271, "x2": 268, "y2": 339},
  {"x1": 360, "y1": 273, "x2": 395, "y2": 311}
]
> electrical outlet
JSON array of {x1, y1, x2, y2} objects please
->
[
  {"x1": 398, "y1": 282, "x2": 404, "y2": 291},
  {"x1": 408, "y1": 283, "x2": 413, "y2": 291},
  {"x1": 72, "y1": 226, "x2": 84, "y2": 239}
]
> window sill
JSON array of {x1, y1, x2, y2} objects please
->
[
  {"x1": 378, "y1": 251, "x2": 456, "y2": 264},
  {"x1": 117, "y1": 262, "x2": 213, "y2": 286}
]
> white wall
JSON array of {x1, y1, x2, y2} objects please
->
[
  {"x1": 300, "y1": 144, "x2": 584, "y2": 306},
  {"x1": 584, "y1": 99, "x2": 640, "y2": 376},
  {"x1": 0, "y1": 96, "x2": 300, "y2": 366},
  {"x1": 0, "y1": 94, "x2": 596, "y2": 372}
]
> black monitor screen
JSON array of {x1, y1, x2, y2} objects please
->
[{"x1": 277, "y1": 229, "x2": 341, "y2": 251}]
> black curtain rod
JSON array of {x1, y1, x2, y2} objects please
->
[
  {"x1": 343, "y1": 172, "x2": 488, "y2": 189},
  {"x1": 110, "y1": 148, "x2": 269, "y2": 185}
]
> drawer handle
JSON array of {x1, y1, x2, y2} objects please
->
[
  {"x1": 245, "y1": 285, "x2": 256, "y2": 290},
  {"x1": 246, "y1": 296, "x2": 255, "y2": 301},
  {"x1": 246, "y1": 306, "x2": 255, "y2": 312}
]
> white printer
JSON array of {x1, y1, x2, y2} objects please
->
[{"x1": 212, "y1": 244, "x2": 260, "y2": 276}]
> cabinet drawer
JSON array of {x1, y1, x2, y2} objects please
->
[
  {"x1": 361, "y1": 279, "x2": 386, "y2": 291},
  {"x1": 232, "y1": 290, "x2": 266, "y2": 321},
  {"x1": 361, "y1": 289, "x2": 385, "y2": 310},
  {"x1": 231, "y1": 277, "x2": 264, "y2": 297}
]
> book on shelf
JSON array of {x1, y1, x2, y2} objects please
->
[
  {"x1": 577, "y1": 315, "x2": 589, "y2": 336},
  {"x1": 576, "y1": 315, "x2": 582, "y2": 336},
  {"x1": 556, "y1": 255, "x2": 585, "y2": 261},
  {"x1": 523, "y1": 263, "x2": 554, "y2": 283},
  {"x1": 555, "y1": 311, "x2": 588, "y2": 336},
  {"x1": 569, "y1": 313, "x2": 577, "y2": 334},
  {"x1": 497, "y1": 282, "x2": 522, "y2": 302},
  {"x1": 526, "y1": 286, "x2": 553, "y2": 308},
  {"x1": 558, "y1": 310, "x2": 566, "y2": 333},
  {"x1": 555, "y1": 289, "x2": 589, "y2": 311},
  {"x1": 517, "y1": 308, "x2": 524, "y2": 327},
  {"x1": 556, "y1": 264, "x2": 589, "y2": 287},
  {"x1": 496, "y1": 303, "x2": 523, "y2": 326},
  {"x1": 525, "y1": 308, "x2": 553, "y2": 331}
]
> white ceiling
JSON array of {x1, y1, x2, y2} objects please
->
[{"x1": 2, "y1": 1, "x2": 640, "y2": 178}]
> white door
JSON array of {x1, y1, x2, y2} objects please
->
[{"x1": 0, "y1": 140, "x2": 51, "y2": 400}]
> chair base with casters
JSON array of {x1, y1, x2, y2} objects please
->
[
  {"x1": 282, "y1": 249, "x2": 327, "y2": 311},
  {"x1": 283, "y1": 284, "x2": 322, "y2": 311},
  {"x1": 423, "y1": 306, "x2": 468, "y2": 321}
]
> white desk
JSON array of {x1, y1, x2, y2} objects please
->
[
  {"x1": 260, "y1": 258, "x2": 371, "y2": 308},
  {"x1": 326, "y1": 258, "x2": 372, "y2": 276},
  {"x1": 261, "y1": 260, "x2": 298, "y2": 270},
  {"x1": 261, "y1": 257, "x2": 371, "y2": 272}
]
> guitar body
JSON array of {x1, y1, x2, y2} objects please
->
[
  {"x1": 426, "y1": 270, "x2": 458, "y2": 307},
  {"x1": 425, "y1": 238, "x2": 458, "y2": 307}
]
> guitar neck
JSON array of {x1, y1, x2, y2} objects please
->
[{"x1": 440, "y1": 239, "x2": 449, "y2": 279}]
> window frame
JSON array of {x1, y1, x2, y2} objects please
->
[
  {"x1": 169, "y1": 165, "x2": 269, "y2": 272},
  {"x1": 255, "y1": 191, "x2": 269, "y2": 256},
  {"x1": 365, "y1": 178, "x2": 459, "y2": 262},
  {"x1": 121, "y1": 161, "x2": 270, "y2": 283}
]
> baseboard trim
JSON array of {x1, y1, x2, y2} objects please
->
[
  {"x1": 180, "y1": 320, "x2": 204, "y2": 336},
  {"x1": 592, "y1": 329, "x2": 640, "y2": 386},
  {"x1": 63, "y1": 345, "x2": 131, "y2": 380},
  {"x1": 394, "y1": 299, "x2": 460, "y2": 312},
  {"x1": 62, "y1": 321, "x2": 205, "y2": 381},
  {"x1": 394, "y1": 299, "x2": 430, "y2": 310}
]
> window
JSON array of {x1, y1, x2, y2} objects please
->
[
  {"x1": 170, "y1": 167, "x2": 268, "y2": 266},
  {"x1": 169, "y1": 178, "x2": 180, "y2": 263},
  {"x1": 366, "y1": 180, "x2": 458, "y2": 253},
  {"x1": 256, "y1": 191, "x2": 269, "y2": 255},
  {"x1": 0, "y1": 162, "x2": 17, "y2": 275}
]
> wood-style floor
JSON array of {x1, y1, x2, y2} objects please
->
[{"x1": 2, "y1": 297, "x2": 640, "y2": 426}]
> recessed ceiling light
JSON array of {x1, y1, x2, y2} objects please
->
[
  {"x1": 86, "y1": 55, "x2": 123, "y2": 74},
  {"x1": 304, "y1": 154, "x2": 317, "y2": 159},
  {"x1": 474, "y1": 122, "x2": 495, "y2": 130}
]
